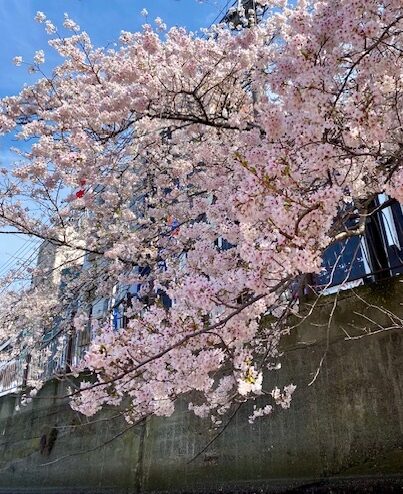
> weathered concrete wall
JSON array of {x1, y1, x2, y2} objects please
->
[{"x1": 0, "y1": 280, "x2": 402, "y2": 493}]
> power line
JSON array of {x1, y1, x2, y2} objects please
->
[
  {"x1": 0, "y1": 237, "x2": 40, "y2": 278},
  {"x1": 208, "y1": 0, "x2": 234, "y2": 28},
  {"x1": 0, "y1": 242, "x2": 43, "y2": 295}
]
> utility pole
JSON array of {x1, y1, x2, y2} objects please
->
[{"x1": 220, "y1": 0, "x2": 268, "y2": 29}]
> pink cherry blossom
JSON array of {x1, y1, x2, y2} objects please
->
[{"x1": 0, "y1": 0, "x2": 401, "y2": 424}]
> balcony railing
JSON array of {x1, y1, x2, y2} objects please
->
[{"x1": 0, "y1": 358, "x2": 25, "y2": 397}]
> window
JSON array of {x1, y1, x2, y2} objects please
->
[{"x1": 315, "y1": 196, "x2": 403, "y2": 294}]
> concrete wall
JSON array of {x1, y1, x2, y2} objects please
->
[{"x1": 0, "y1": 279, "x2": 402, "y2": 493}]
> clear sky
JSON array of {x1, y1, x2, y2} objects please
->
[{"x1": 0, "y1": 0, "x2": 232, "y2": 279}]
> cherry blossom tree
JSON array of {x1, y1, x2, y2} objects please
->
[{"x1": 0, "y1": 0, "x2": 402, "y2": 424}]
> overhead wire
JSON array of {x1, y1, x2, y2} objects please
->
[
  {"x1": 208, "y1": 0, "x2": 234, "y2": 27},
  {"x1": 0, "y1": 236, "x2": 40, "y2": 278},
  {"x1": 0, "y1": 242, "x2": 43, "y2": 294}
]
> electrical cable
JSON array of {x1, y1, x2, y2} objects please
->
[{"x1": 0, "y1": 237, "x2": 40, "y2": 278}]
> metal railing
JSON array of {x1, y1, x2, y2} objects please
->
[
  {"x1": 0, "y1": 358, "x2": 25, "y2": 397},
  {"x1": 0, "y1": 332, "x2": 78, "y2": 396}
]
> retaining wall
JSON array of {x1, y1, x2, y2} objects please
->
[{"x1": 0, "y1": 279, "x2": 402, "y2": 493}]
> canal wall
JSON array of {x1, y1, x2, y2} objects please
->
[{"x1": 0, "y1": 279, "x2": 402, "y2": 493}]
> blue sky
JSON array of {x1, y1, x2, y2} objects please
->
[
  {"x1": 0, "y1": 0, "x2": 232, "y2": 278},
  {"x1": 0, "y1": 0, "x2": 231, "y2": 97}
]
